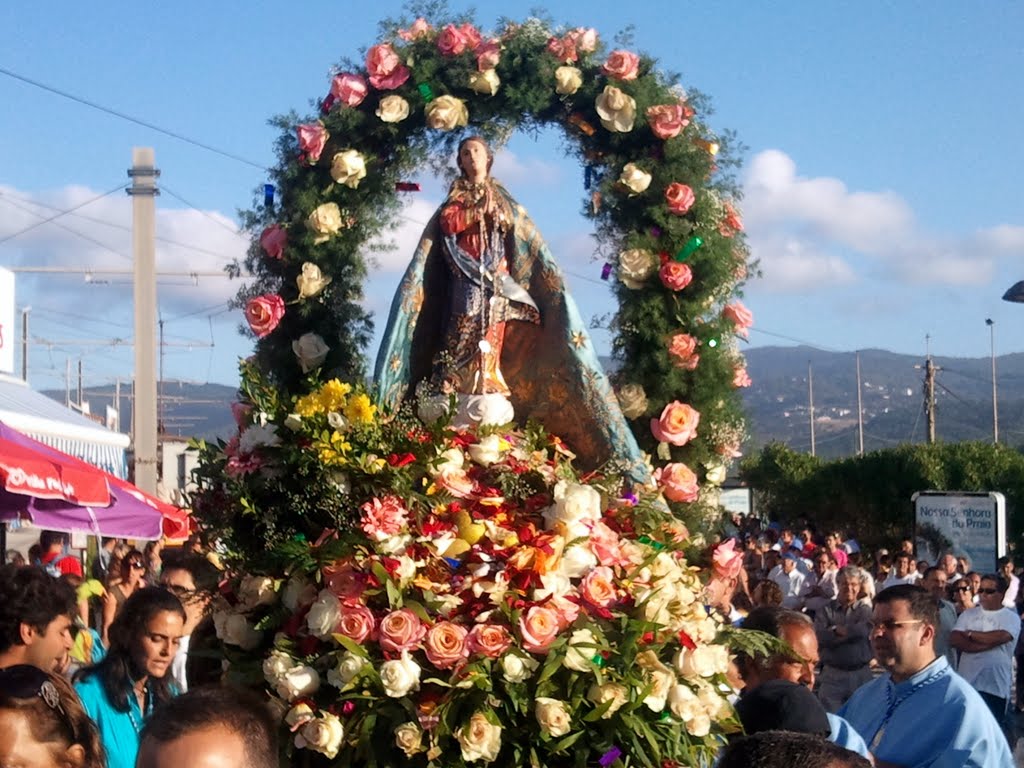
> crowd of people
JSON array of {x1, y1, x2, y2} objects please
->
[{"x1": 2, "y1": 525, "x2": 1021, "y2": 767}]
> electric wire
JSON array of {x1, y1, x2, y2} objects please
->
[{"x1": 0, "y1": 183, "x2": 128, "y2": 246}]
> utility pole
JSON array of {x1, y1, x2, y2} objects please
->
[
  {"x1": 129, "y1": 147, "x2": 159, "y2": 494},
  {"x1": 20, "y1": 306, "x2": 30, "y2": 382},
  {"x1": 986, "y1": 318, "x2": 998, "y2": 444},
  {"x1": 915, "y1": 335, "x2": 940, "y2": 443},
  {"x1": 856, "y1": 351, "x2": 864, "y2": 456},
  {"x1": 77, "y1": 358, "x2": 83, "y2": 410},
  {"x1": 808, "y1": 361, "x2": 816, "y2": 457},
  {"x1": 65, "y1": 357, "x2": 71, "y2": 408}
]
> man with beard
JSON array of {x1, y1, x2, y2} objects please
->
[{"x1": 839, "y1": 584, "x2": 1011, "y2": 767}]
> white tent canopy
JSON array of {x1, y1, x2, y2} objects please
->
[{"x1": 0, "y1": 374, "x2": 129, "y2": 478}]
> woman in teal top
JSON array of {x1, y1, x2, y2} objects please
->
[{"x1": 74, "y1": 586, "x2": 185, "y2": 768}]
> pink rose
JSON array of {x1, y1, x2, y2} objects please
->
[
  {"x1": 665, "y1": 182, "x2": 696, "y2": 215},
  {"x1": 567, "y1": 27, "x2": 598, "y2": 53},
  {"x1": 230, "y1": 401, "x2": 251, "y2": 429},
  {"x1": 517, "y1": 606, "x2": 560, "y2": 654},
  {"x1": 723, "y1": 302, "x2": 754, "y2": 338},
  {"x1": 296, "y1": 123, "x2": 328, "y2": 163},
  {"x1": 476, "y1": 38, "x2": 501, "y2": 70},
  {"x1": 717, "y1": 441, "x2": 743, "y2": 459},
  {"x1": 360, "y1": 495, "x2": 409, "y2": 541},
  {"x1": 733, "y1": 366, "x2": 752, "y2": 388},
  {"x1": 459, "y1": 23, "x2": 482, "y2": 51},
  {"x1": 588, "y1": 521, "x2": 630, "y2": 568},
  {"x1": 336, "y1": 601, "x2": 376, "y2": 644},
  {"x1": 436, "y1": 467, "x2": 475, "y2": 498},
  {"x1": 436, "y1": 24, "x2": 467, "y2": 56},
  {"x1": 424, "y1": 621, "x2": 469, "y2": 669},
  {"x1": 581, "y1": 567, "x2": 618, "y2": 608},
  {"x1": 659, "y1": 261, "x2": 693, "y2": 292},
  {"x1": 548, "y1": 595, "x2": 580, "y2": 628},
  {"x1": 467, "y1": 624, "x2": 513, "y2": 659},
  {"x1": 244, "y1": 294, "x2": 285, "y2": 338},
  {"x1": 259, "y1": 224, "x2": 287, "y2": 260},
  {"x1": 330, "y1": 73, "x2": 368, "y2": 107},
  {"x1": 719, "y1": 201, "x2": 744, "y2": 236},
  {"x1": 601, "y1": 49, "x2": 640, "y2": 81},
  {"x1": 365, "y1": 44, "x2": 410, "y2": 90},
  {"x1": 712, "y1": 538, "x2": 744, "y2": 581},
  {"x1": 324, "y1": 561, "x2": 367, "y2": 600},
  {"x1": 668, "y1": 333, "x2": 700, "y2": 371},
  {"x1": 378, "y1": 609, "x2": 427, "y2": 654},
  {"x1": 397, "y1": 17, "x2": 431, "y2": 41},
  {"x1": 650, "y1": 401, "x2": 700, "y2": 446},
  {"x1": 646, "y1": 104, "x2": 690, "y2": 140},
  {"x1": 658, "y1": 462, "x2": 700, "y2": 503},
  {"x1": 546, "y1": 35, "x2": 577, "y2": 63}
]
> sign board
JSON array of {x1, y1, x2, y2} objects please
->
[
  {"x1": 0, "y1": 268, "x2": 14, "y2": 374},
  {"x1": 913, "y1": 491, "x2": 1006, "y2": 573},
  {"x1": 720, "y1": 487, "x2": 753, "y2": 517}
]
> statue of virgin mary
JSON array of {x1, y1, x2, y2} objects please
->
[{"x1": 375, "y1": 136, "x2": 646, "y2": 481}]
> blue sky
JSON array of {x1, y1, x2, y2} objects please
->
[{"x1": 2, "y1": 1, "x2": 1023, "y2": 395}]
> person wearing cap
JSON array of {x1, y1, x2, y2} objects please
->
[{"x1": 770, "y1": 551, "x2": 806, "y2": 610}]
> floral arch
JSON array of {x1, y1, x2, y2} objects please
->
[{"x1": 193, "y1": 10, "x2": 755, "y2": 768}]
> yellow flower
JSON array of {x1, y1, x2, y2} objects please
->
[
  {"x1": 295, "y1": 392, "x2": 324, "y2": 418},
  {"x1": 318, "y1": 380, "x2": 352, "y2": 413},
  {"x1": 343, "y1": 393, "x2": 377, "y2": 425},
  {"x1": 315, "y1": 431, "x2": 351, "y2": 466}
]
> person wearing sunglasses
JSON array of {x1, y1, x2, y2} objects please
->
[
  {"x1": 74, "y1": 587, "x2": 185, "y2": 768},
  {"x1": 101, "y1": 549, "x2": 147, "y2": 647},
  {"x1": 0, "y1": 564, "x2": 77, "y2": 673},
  {"x1": 950, "y1": 574, "x2": 1019, "y2": 744},
  {"x1": 0, "y1": 665, "x2": 105, "y2": 768},
  {"x1": 839, "y1": 584, "x2": 1012, "y2": 767},
  {"x1": 158, "y1": 555, "x2": 219, "y2": 692}
]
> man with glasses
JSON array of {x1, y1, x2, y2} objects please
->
[
  {"x1": 159, "y1": 555, "x2": 217, "y2": 692},
  {"x1": 950, "y1": 574, "x2": 1019, "y2": 743},
  {"x1": 814, "y1": 566, "x2": 873, "y2": 712},
  {"x1": 839, "y1": 584, "x2": 1011, "y2": 767}
]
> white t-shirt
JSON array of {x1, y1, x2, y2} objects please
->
[
  {"x1": 770, "y1": 567, "x2": 806, "y2": 609},
  {"x1": 1002, "y1": 574, "x2": 1019, "y2": 609},
  {"x1": 954, "y1": 606, "x2": 1021, "y2": 699},
  {"x1": 883, "y1": 573, "x2": 921, "y2": 590}
]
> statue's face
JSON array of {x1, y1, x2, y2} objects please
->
[{"x1": 459, "y1": 140, "x2": 489, "y2": 183}]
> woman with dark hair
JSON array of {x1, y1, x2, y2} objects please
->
[
  {"x1": 74, "y1": 586, "x2": 184, "y2": 768},
  {"x1": 101, "y1": 547, "x2": 147, "y2": 645},
  {"x1": 0, "y1": 664, "x2": 105, "y2": 768}
]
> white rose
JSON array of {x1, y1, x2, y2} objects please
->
[
  {"x1": 543, "y1": 481, "x2": 602, "y2": 540},
  {"x1": 500, "y1": 652, "x2": 538, "y2": 683},
  {"x1": 563, "y1": 628, "x2": 599, "y2": 672},
  {"x1": 455, "y1": 712, "x2": 502, "y2": 763},
  {"x1": 705, "y1": 464, "x2": 727, "y2": 486},
  {"x1": 558, "y1": 544, "x2": 597, "y2": 579},
  {"x1": 306, "y1": 202, "x2": 343, "y2": 244},
  {"x1": 296, "y1": 261, "x2": 332, "y2": 300},
  {"x1": 329, "y1": 470, "x2": 351, "y2": 495},
  {"x1": 469, "y1": 69, "x2": 500, "y2": 96},
  {"x1": 292, "y1": 333, "x2": 330, "y2": 373},
  {"x1": 282, "y1": 576, "x2": 317, "y2": 612},
  {"x1": 428, "y1": 447, "x2": 465, "y2": 478},
  {"x1": 554, "y1": 65, "x2": 583, "y2": 95},
  {"x1": 283, "y1": 412, "x2": 304, "y2": 431},
  {"x1": 667, "y1": 682, "x2": 702, "y2": 722},
  {"x1": 617, "y1": 383, "x2": 649, "y2": 419},
  {"x1": 327, "y1": 651, "x2": 368, "y2": 689},
  {"x1": 296, "y1": 713, "x2": 345, "y2": 759},
  {"x1": 619, "y1": 163, "x2": 651, "y2": 195},
  {"x1": 674, "y1": 645, "x2": 719, "y2": 680},
  {"x1": 284, "y1": 702, "x2": 315, "y2": 730},
  {"x1": 217, "y1": 612, "x2": 262, "y2": 650},
  {"x1": 467, "y1": 434, "x2": 503, "y2": 466},
  {"x1": 595, "y1": 85, "x2": 637, "y2": 133},
  {"x1": 376, "y1": 94, "x2": 410, "y2": 123},
  {"x1": 535, "y1": 697, "x2": 571, "y2": 737},
  {"x1": 587, "y1": 682, "x2": 628, "y2": 719},
  {"x1": 686, "y1": 711, "x2": 711, "y2": 737},
  {"x1": 696, "y1": 683, "x2": 731, "y2": 720},
  {"x1": 238, "y1": 576, "x2": 278, "y2": 611},
  {"x1": 425, "y1": 95, "x2": 469, "y2": 131},
  {"x1": 617, "y1": 249, "x2": 657, "y2": 289},
  {"x1": 306, "y1": 590, "x2": 342, "y2": 639},
  {"x1": 330, "y1": 149, "x2": 367, "y2": 189},
  {"x1": 276, "y1": 665, "x2": 320, "y2": 702},
  {"x1": 644, "y1": 669, "x2": 677, "y2": 712},
  {"x1": 379, "y1": 652, "x2": 421, "y2": 698},
  {"x1": 394, "y1": 722, "x2": 425, "y2": 757},
  {"x1": 263, "y1": 650, "x2": 293, "y2": 686},
  {"x1": 327, "y1": 411, "x2": 348, "y2": 430}
]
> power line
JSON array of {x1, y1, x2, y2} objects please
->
[
  {"x1": 161, "y1": 185, "x2": 248, "y2": 238},
  {"x1": 0, "y1": 183, "x2": 128, "y2": 246},
  {"x1": 0, "y1": 65, "x2": 268, "y2": 171}
]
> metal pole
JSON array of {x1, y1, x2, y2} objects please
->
[
  {"x1": 20, "y1": 307, "x2": 30, "y2": 381},
  {"x1": 856, "y1": 351, "x2": 864, "y2": 456},
  {"x1": 808, "y1": 362, "x2": 816, "y2": 457},
  {"x1": 129, "y1": 148, "x2": 160, "y2": 494},
  {"x1": 987, "y1": 319, "x2": 998, "y2": 444}
]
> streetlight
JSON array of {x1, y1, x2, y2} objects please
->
[{"x1": 986, "y1": 318, "x2": 998, "y2": 444}]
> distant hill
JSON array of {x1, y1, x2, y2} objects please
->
[{"x1": 44, "y1": 345, "x2": 1024, "y2": 457}]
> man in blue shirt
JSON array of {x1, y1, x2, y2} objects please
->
[{"x1": 839, "y1": 584, "x2": 1012, "y2": 767}]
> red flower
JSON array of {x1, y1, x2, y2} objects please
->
[{"x1": 387, "y1": 452, "x2": 417, "y2": 468}]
